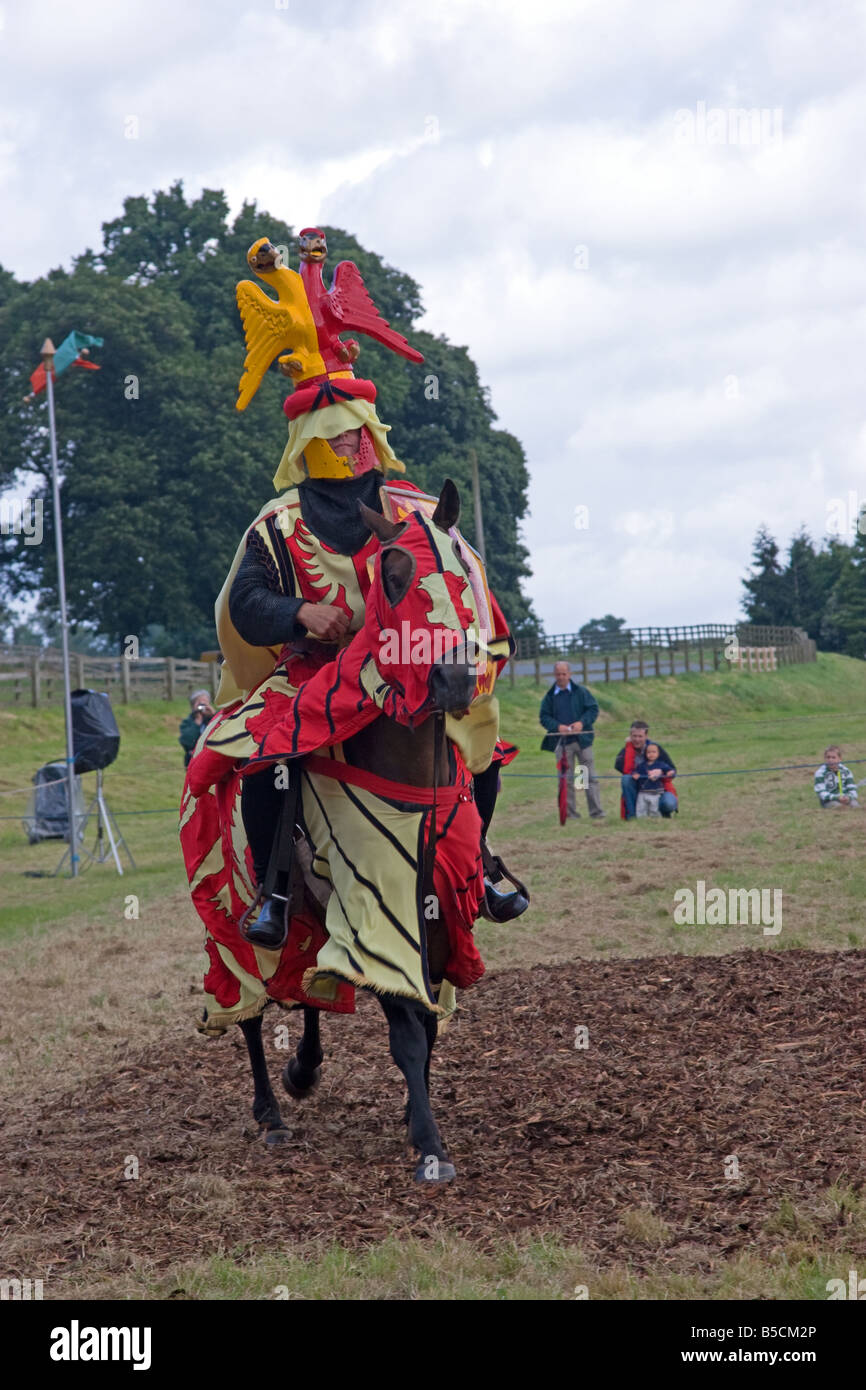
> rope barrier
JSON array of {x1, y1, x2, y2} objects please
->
[
  {"x1": 627, "y1": 710, "x2": 866, "y2": 733},
  {"x1": 504, "y1": 757, "x2": 866, "y2": 781},
  {"x1": 1, "y1": 757, "x2": 864, "y2": 820}
]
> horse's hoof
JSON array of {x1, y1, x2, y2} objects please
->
[
  {"x1": 414, "y1": 1155, "x2": 456, "y2": 1183},
  {"x1": 282, "y1": 1060, "x2": 322, "y2": 1099},
  {"x1": 264, "y1": 1124, "x2": 291, "y2": 1148}
]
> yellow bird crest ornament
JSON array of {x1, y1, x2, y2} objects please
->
[
  {"x1": 235, "y1": 230, "x2": 425, "y2": 414},
  {"x1": 235, "y1": 239, "x2": 327, "y2": 411}
]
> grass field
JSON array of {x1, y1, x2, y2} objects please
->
[{"x1": 1, "y1": 653, "x2": 864, "y2": 1299}]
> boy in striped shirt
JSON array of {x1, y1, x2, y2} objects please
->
[{"x1": 813, "y1": 746, "x2": 859, "y2": 808}]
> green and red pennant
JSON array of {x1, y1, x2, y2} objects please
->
[{"x1": 28, "y1": 330, "x2": 103, "y2": 396}]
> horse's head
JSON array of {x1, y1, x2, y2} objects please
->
[{"x1": 360, "y1": 480, "x2": 483, "y2": 719}]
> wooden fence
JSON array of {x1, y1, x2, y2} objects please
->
[
  {"x1": 0, "y1": 645, "x2": 220, "y2": 708},
  {"x1": 514, "y1": 623, "x2": 734, "y2": 658},
  {"x1": 510, "y1": 624, "x2": 817, "y2": 685},
  {"x1": 514, "y1": 623, "x2": 815, "y2": 659},
  {"x1": 0, "y1": 622, "x2": 819, "y2": 706},
  {"x1": 733, "y1": 646, "x2": 777, "y2": 672}
]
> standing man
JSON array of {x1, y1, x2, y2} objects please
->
[
  {"x1": 540, "y1": 662, "x2": 604, "y2": 821},
  {"x1": 614, "y1": 720, "x2": 678, "y2": 820},
  {"x1": 178, "y1": 689, "x2": 216, "y2": 768}
]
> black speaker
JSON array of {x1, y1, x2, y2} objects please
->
[{"x1": 70, "y1": 688, "x2": 120, "y2": 773}]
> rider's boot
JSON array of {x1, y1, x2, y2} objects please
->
[{"x1": 245, "y1": 895, "x2": 288, "y2": 950}]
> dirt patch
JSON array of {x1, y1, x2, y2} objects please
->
[{"x1": 2, "y1": 948, "x2": 865, "y2": 1290}]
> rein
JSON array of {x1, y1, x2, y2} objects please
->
[{"x1": 422, "y1": 713, "x2": 445, "y2": 901}]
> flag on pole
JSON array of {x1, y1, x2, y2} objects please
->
[{"x1": 28, "y1": 330, "x2": 103, "y2": 397}]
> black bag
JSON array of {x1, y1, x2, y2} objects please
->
[
  {"x1": 70, "y1": 688, "x2": 120, "y2": 773},
  {"x1": 23, "y1": 762, "x2": 85, "y2": 843}
]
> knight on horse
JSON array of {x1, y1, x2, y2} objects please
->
[{"x1": 180, "y1": 229, "x2": 528, "y2": 1179}]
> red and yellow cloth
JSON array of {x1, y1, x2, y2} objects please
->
[{"x1": 182, "y1": 486, "x2": 514, "y2": 1025}]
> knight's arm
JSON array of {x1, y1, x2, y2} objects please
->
[{"x1": 228, "y1": 532, "x2": 308, "y2": 647}]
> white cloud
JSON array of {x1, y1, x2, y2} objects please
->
[{"x1": 1, "y1": 0, "x2": 864, "y2": 633}]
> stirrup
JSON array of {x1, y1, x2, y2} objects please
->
[
  {"x1": 239, "y1": 890, "x2": 289, "y2": 951},
  {"x1": 479, "y1": 843, "x2": 530, "y2": 923},
  {"x1": 481, "y1": 879, "x2": 530, "y2": 923}
]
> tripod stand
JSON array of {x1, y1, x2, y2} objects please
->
[{"x1": 54, "y1": 768, "x2": 136, "y2": 876}]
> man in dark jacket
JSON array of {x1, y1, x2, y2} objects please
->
[
  {"x1": 614, "y1": 720, "x2": 678, "y2": 819},
  {"x1": 540, "y1": 662, "x2": 604, "y2": 819},
  {"x1": 179, "y1": 689, "x2": 216, "y2": 768}
]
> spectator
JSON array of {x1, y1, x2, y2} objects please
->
[
  {"x1": 814, "y1": 746, "x2": 859, "y2": 809},
  {"x1": 179, "y1": 689, "x2": 216, "y2": 768},
  {"x1": 540, "y1": 661, "x2": 605, "y2": 820},
  {"x1": 634, "y1": 742, "x2": 677, "y2": 818},
  {"x1": 615, "y1": 720, "x2": 678, "y2": 819}
]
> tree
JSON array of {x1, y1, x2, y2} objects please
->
[
  {"x1": 741, "y1": 526, "x2": 785, "y2": 625},
  {"x1": 782, "y1": 529, "x2": 821, "y2": 632},
  {"x1": 0, "y1": 183, "x2": 536, "y2": 652},
  {"x1": 577, "y1": 615, "x2": 628, "y2": 650},
  {"x1": 739, "y1": 525, "x2": 864, "y2": 659},
  {"x1": 829, "y1": 527, "x2": 866, "y2": 658}
]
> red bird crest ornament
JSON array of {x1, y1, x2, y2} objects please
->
[{"x1": 235, "y1": 230, "x2": 423, "y2": 412}]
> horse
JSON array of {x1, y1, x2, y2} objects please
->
[{"x1": 190, "y1": 480, "x2": 506, "y2": 1183}]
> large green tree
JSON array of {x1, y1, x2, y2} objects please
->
[
  {"x1": 0, "y1": 183, "x2": 535, "y2": 653},
  {"x1": 741, "y1": 522, "x2": 864, "y2": 658}
]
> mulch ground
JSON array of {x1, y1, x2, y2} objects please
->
[{"x1": 2, "y1": 948, "x2": 865, "y2": 1285}]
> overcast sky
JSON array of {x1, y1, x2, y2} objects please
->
[{"x1": 2, "y1": 0, "x2": 864, "y2": 633}]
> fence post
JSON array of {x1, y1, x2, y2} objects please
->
[
  {"x1": 638, "y1": 646, "x2": 645, "y2": 678},
  {"x1": 121, "y1": 655, "x2": 131, "y2": 704},
  {"x1": 623, "y1": 651, "x2": 629, "y2": 681},
  {"x1": 533, "y1": 654, "x2": 540, "y2": 687},
  {"x1": 166, "y1": 656, "x2": 176, "y2": 701},
  {"x1": 713, "y1": 647, "x2": 720, "y2": 671},
  {"x1": 684, "y1": 644, "x2": 690, "y2": 672},
  {"x1": 604, "y1": 655, "x2": 610, "y2": 683},
  {"x1": 74, "y1": 653, "x2": 84, "y2": 687},
  {"x1": 581, "y1": 653, "x2": 588, "y2": 684},
  {"x1": 654, "y1": 650, "x2": 660, "y2": 677},
  {"x1": 31, "y1": 656, "x2": 40, "y2": 708},
  {"x1": 698, "y1": 645, "x2": 705, "y2": 672}
]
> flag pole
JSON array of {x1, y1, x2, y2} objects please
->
[{"x1": 42, "y1": 338, "x2": 79, "y2": 878}]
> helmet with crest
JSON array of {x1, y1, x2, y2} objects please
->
[{"x1": 234, "y1": 230, "x2": 424, "y2": 488}]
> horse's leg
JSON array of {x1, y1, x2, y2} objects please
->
[
  {"x1": 282, "y1": 1005, "x2": 323, "y2": 1098},
  {"x1": 379, "y1": 995, "x2": 455, "y2": 1183},
  {"x1": 239, "y1": 1014, "x2": 291, "y2": 1147},
  {"x1": 423, "y1": 1006, "x2": 438, "y2": 1096},
  {"x1": 404, "y1": 1005, "x2": 438, "y2": 1125}
]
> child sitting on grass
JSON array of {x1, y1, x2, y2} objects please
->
[
  {"x1": 813, "y1": 745, "x2": 859, "y2": 809},
  {"x1": 634, "y1": 742, "x2": 677, "y2": 818}
]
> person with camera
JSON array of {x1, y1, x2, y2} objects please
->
[{"x1": 179, "y1": 688, "x2": 216, "y2": 768}]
